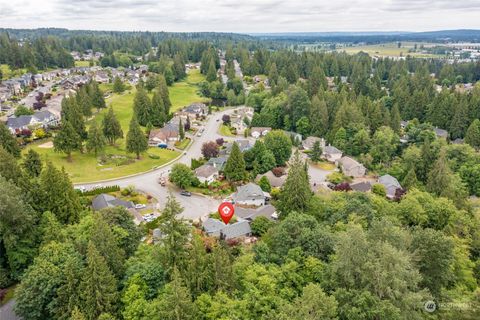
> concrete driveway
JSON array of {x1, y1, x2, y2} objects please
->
[{"x1": 0, "y1": 299, "x2": 22, "y2": 320}]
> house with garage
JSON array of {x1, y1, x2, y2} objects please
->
[
  {"x1": 195, "y1": 164, "x2": 219, "y2": 184},
  {"x1": 148, "y1": 123, "x2": 179, "y2": 147},
  {"x1": 207, "y1": 156, "x2": 228, "y2": 171},
  {"x1": 250, "y1": 127, "x2": 271, "y2": 139},
  {"x1": 233, "y1": 183, "x2": 268, "y2": 207},
  {"x1": 182, "y1": 102, "x2": 208, "y2": 118},
  {"x1": 91, "y1": 194, "x2": 134, "y2": 211},
  {"x1": 338, "y1": 156, "x2": 366, "y2": 178},
  {"x1": 323, "y1": 145, "x2": 343, "y2": 162},
  {"x1": 378, "y1": 174, "x2": 402, "y2": 199},
  {"x1": 303, "y1": 136, "x2": 325, "y2": 151},
  {"x1": 202, "y1": 218, "x2": 252, "y2": 240},
  {"x1": 6, "y1": 110, "x2": 59, "y2": 134}
]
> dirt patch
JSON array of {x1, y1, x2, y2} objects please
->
[{"x1": 38, "y1": 141, "x2": 53, "y2": 148}]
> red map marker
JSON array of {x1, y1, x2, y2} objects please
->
[{"x1": 218, "y1": 202, "x2": 234, "y2": 224}]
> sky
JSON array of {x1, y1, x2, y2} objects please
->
[{"x1": 0, "y1": 0, "x2": 479, "y2": 33}]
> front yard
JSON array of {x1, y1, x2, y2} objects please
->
[{"x1": 219, "y1": 124, "x2": 235, "y2": 137}]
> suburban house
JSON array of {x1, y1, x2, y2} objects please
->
[
  {"x1": 195, "y1": 164, "x2": 219, "y2": 184},
  {"x1": 338, "y1": 156, "x2": 366, "y2": 178},
  {"x1": 434, "y1": 127, "x2": 449, "y2": 139},
  {"x1": 256, "y1": 171, "x2": 287, "y2": 188},
  {"x1": 6, "y1": 110, "x2": 59, "y2": 134},
  {"x1": 233, "y1": 183, "x2": 268, "y2": 207},
  {"x1": 284, "y1": 131, "x2": 302, "y2": 144},
  {"x1": 323, "y1": 145, "x2": 343, "y2": 162},
  {"x1": 94, "y1": 71, "x2": 110, "y2": 83},
  {"x1": 182, "y1": 102, "x2": 208, "y2": 118},
  {"x1": 206, "y1": 156, "x2": 228, "y2": 171},
  {"x1": 350, "y1": 181, "x2": 372, "y2": 192},
  {"x1": 378, "y1": 174, "x2": 402, "y2": 199},
  {"x1": 303, "y1": 136, "x2": 325, "y2": 151},
  {"x1": 223, "y1": 140, "x2": 252, "y2": 154},
  {"x1": 91, "y1": 194, "x2": 134, "y2": 211},
  {"x1": 148, "y1": 123, "x2": 179, "y2": 146},
  {"x1": 202, "y1": 218, "x2": 252, "y2": 240},
  {"x1": 250, "y1": 127, "x2": 271, "y2": 139},
  {"x1": 230, "y1": 107, "x2": 253, "y2": 134},
  {"x1": 235, "y1": 205, "x2": 277, "y2": 221}
]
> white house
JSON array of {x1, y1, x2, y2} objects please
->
[
  {"x1": 195, "y1": 164, "x2": 219, "y2": 184},
  {"x1": 250, "y1": 127, "x2": 271, "y2": 139}
]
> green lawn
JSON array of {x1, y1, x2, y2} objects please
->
[
  {"x1": 339, "y1": 42, "x2": 442, "y2": 58},
  {"x1": 170, "y1": 69, "x2": 210, "y2": 112},
  {"x1": 174, "y1": 138, "x2": 191, "y2": 150},
  {"x1": 0, "y1": 64, "x2": 27, "y2": 80},
  {"x1": 22, "y1": 70, "x2": 209, "y2": 183},
  {"x1": 74, "y1": 60, "x2": 92, "y2": 67},
  {"x1": 219, "y1": 124, "x2": 235, "y2": 137}
]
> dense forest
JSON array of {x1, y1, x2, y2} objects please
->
[{"x1": 2, "y1": 29, "x2": 480, "y2": 319}]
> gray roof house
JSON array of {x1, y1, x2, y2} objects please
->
[
  {"x1": 350, "y1": 181, "x2": 372, "y2": 192},
  {"x1": 378, "y1": 174, "x2": 402, "y2": 199},
  {"x1": 233, "y1": 183, "x2": 267, "y2": 207},
  {"x1": 207, "y1": 157, "x2": 228, "y2": 171},
  {"x1": 324, "y1": 145, "x2": 343, "y2": 162},
  {"x1": 183, "y1": 103, "x2": 208, "y2": 117},
  {"x1": 235, "y1": 205, "x2": 277, "y2": 221},
  {"x1": 223, "y1": 140, "x2": 252, "y2": 154},
  {"x1": 6, "y1": 110, "x2": 59, "y2": 134},
  {"x1": 303, "y1": 136, "x2": 325, "y2": 150},
  {"x1": 202, "y1": 218, "x2": 252, "y2": 239},
  {"x1": 434, "y1": 127, "x2": 449, "y2": 139},
  {"x1": 91, "y1": 194, "x2": 134, "y2": 211},
  {"x1": 256, "y1": 171, "x2": 287, "y2": 188},
  {"x1": 338, "y1": 156, "x2": 366, "y2": 178},
  {"x1": 195, "y1": 164, "x2": 219, "y2": 184}
]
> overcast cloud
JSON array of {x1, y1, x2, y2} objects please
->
[{"x1": 0, "y1": 0, "x2": 479, "y2": 33}]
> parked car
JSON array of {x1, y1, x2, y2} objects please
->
[
  {"x1": 180, "y1": 190, "x2": 191, "y2": 197},
  {"x1": 135, "y1": 204, "x2": 147, "y2": 209}
]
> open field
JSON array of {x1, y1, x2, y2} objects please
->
[
  {"x1": 170, "y1": 69, "x2": 210, "y2": 112},
  {"x1": 338, "y1": 42, "x2": 442, "y2": 58},
  {"x1": 74, "y1": 60, "x2": 92, "y2": 67}
]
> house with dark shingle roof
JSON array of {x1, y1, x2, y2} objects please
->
[
  {"x1": 378, "y1": 174, "x2": 402, "y2": 199},
  {"x1": 350, "y1": 181, "x2": 372, "y2": 192},
  {"x1": 91, "y1": 194, "x2": 134, "y2": 211},
  {"x1": 195, "y1": 164, "x2": 219, "y2": 184},
  {"x1": 235, "y1": 205, "x2": 277, "y2": 221},
  {"x1": 233, "y1": 183, "x2": 267, "y2": 207},
  {"x1": 338, "y1": 156, "x2": 366, "y2": 178}
]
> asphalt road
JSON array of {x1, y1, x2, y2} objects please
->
[
  {"x1": 77, "y1": 109, "x2": 237, "y2": 221},
  {"x1": 0, "y1": 299, "x2": 21, "y2": 320}
]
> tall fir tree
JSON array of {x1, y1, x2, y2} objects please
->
[
  {"x1": 22, "y1": 149, "x2": 42, "y2": 177},
  {"x1": 86, "y1": 121, "x2": 106, "y2": 157},
  {"x1": 79, "y1": 242, "x2": 118, "y2": 320},
  {"x1": 102, "y1": 106, "x2": 123, "y2": 145},
  {"x1": 53, "y1": 121, "x2": 81, "y2": 161},
  {"x1": 113, "y1": 76, "x2": 125, "y2": 93},
  {"x1": 133, "y1": 86, "x2": 151, "y2": 126},
  {"x1": 76, "y1": 86, "x2": 93, "y2": 118},
  {"x1": 151, "y1": 91, "x2": 167, "y2": 127},
  {"x1": 39, "y1": 162, "x2": 81, "y2": 224},
  {"x1": 126, "y1": 115, "x2": 148, "y2": 159},
  {"x1": 157, "y1": 74, "x2": 172, "y2": 114},
  {"x1": 277, "y1": 151, "x2": 312, "y2": 217},
  {"x1": 90, "y1": 81, "x2": 106, "y2": 111},
  {"x1": 224, "y1": 142, "x2": 246, "y2": 182},
  {"x1": 465, "y1": 119, "x2": 480, "y2": 149},
  {"x1": 0, "y1": 122, "x2": 21, "y2": 158},
  {"x1": 179, "y1": 118, "x2": 185, "y2": 140},
  {"x1": 206, "y1": 58, "x2": 217, "y2": 82}
]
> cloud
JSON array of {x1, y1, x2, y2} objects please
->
[{"x1": 0, "y1": 0, "x2": 479, "y2": 32}]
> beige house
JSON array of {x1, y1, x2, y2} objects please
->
[
  {"x1": 195, "y1": 164, "x2": 219, "y2": 184},
  {"x1": 338, "y1": 156, "x2": 366, "y2": 178}
]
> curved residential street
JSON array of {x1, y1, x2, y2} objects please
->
[{"x1": 77, "y1": 109, "x2": 236, "y2": 221}]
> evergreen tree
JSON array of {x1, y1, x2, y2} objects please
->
[
  {"x1": 113, "y1": 76, "x2": 125, "y2": 93},
  {"x1": 151, "y1": 91, "x2": 167, "y2": 127},
  {"x1": 259, "y1": 175, "x2": 271, "y2": 192},
  {"x1": 224, "y1": 142, "x2": 246, "y2": 182},
  {"x1": 310, "y1": 140, "x2": 322, "y2": 162},
  {"x1": 206, "y1": 59, "x2": 218, "y2": 82},
  {"x1": 102, "y1": 106, "x2": 123, "y2": 145},
  {"x1": 277, "y1": 151, "x2": 312, "y2": 217},
  {"x1": 465, "y1": 119, "x2": 480, "y2": 149},
  {"x1": 76, "y1": 86, "x2": 92, "y2": 118},
  {"x1": 23, "y1": 149, "x2": 42, "y2": 177},
  {"x1": 309, "y1": 95, "x2": 329, "y2": 136},
  {"x1": 149, "y1": 268, "x2": 195, "y2": 320},
  {"x1": 158, "y1": 194, "x2": 191, "y2": 271},
  {"x1": 0, "y1": 146, "x2": 22, "y2": 184},
  {"x1": 61, "y1": 96, "x2": 87, "y2": 140},
  {"x1": 390, "y1": 104, "x2": 401, "y2": 134},
  {"x1": 450, "y1": 97, "x2": 470, "y2": 139},
  {"x1": 90, "y1": 81, "x2": 106, "y2": 110},
  {"x1": 79, "y1": 242, "x2": 118, "y2": 320},
  {"x1": 402, "y1": 167, "x2": 419, "y2": 189},
  {"x1": 157, "y1": 74, "x2": 171, "y2": 113},
  {"x1": 126, "y1": 116, "x2": 148, "y2": 159},
  {"x1": 0, "y1": 122, "x2": 21, "y2": 158},
  {"x1": 133, "y1": 86, "x2": 151, "y2": 126},
  {"x1": 86, "y1": 121, "x2": 106, "y2": 157},
  {"x1": 179, "y1": 118, "x2": 185, "y2": 140},
  {"x1": 54, "y1": 121, "x2": 81, "y2": 161},
  {"x1": 39, "y1": 162, "x2": 81, "y2": 224}
]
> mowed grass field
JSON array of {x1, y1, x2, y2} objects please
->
[
  {"x1": 23, "y1": 69, "x2": 208, "y2": 183},
  {"x1": 339, "y1": 42, "x2": 442, "y2": 58}
]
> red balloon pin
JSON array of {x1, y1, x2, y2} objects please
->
[{"x1": 218, "y1": 202, "x2": 235, "y2": 224}]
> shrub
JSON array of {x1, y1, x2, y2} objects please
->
[
  {"x1": 80, "y1": 185, "x2": 121, "y2": 196},
  {"x1": 251, "y1": 216, "x2": 274, "y2": 236},
  {"x1": 148, "y1": 153, "x2": 160, "y2": 159},
  {"x1": 271, "y1": 167, "x2": 285, "y2": 177},
  {"x1": 327, "y1": 172, "x2": 346, "y2": 184},
  {"x1": 372, "y1": 184, "x2": 387, "y2": 197},
  {"x1": 334, "y1": 182, "x2": 352, "y2": 192}
]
